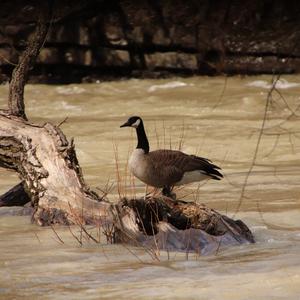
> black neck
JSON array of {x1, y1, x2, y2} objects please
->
[{"x1": 136, "y1": 121, "x2": 149, "y2": 153}]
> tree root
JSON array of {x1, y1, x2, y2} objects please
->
[{"x1": 111, "y1": 196, "x2": 254, "y2": 254}]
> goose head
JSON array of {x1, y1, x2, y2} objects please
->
[
  {"x1": 120, "y1": 116, "x2": 142, "y2": 129},
  {"x1": 120, "y1": 116, "x2": 149, "y2": 153}
]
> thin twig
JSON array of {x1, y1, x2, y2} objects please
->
[
  {"x1": 213, "y1": 76, "x2": 228, "y2": 110},
  {"x1": 0, "y1": 53, "x2": 17, "y2": 66},
  {"x1": 57, "y1": 116, "x2": 68, "y2": 127},
  {"x1": 68, "y1": 225, "x2": 83, "y2": 246},
  {"x1": 232, "y1": 74, "x2": 281, "y2": 217},
  {"x1": 50, "y1": 224, "x2": 65, "y2": 244}
]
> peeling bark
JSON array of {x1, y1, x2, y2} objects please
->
[{"x1": 0, "y1": 112, "x2": 110, "y2": 225}]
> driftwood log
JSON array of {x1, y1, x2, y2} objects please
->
[
  {"x1": 0, "y1": 111, "x2": 254, "y2": 251},
  {"x1": 0, "y1": 112, "x2": 110, "y2": 225},
  {"x1": 0, "y1": 3, "x2": 254, "y2": 253}
]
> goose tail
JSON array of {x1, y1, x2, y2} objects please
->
[
  {"x1": 192, "y1": 155, "x2": 223, "y2": 180},
  {"x1": 208, "y1": 168, "x2": 223, "y2": 180}
]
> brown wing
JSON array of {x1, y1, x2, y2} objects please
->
[
  {"x1": 147, "y1": 150, "x2": 223, "y2": 185},
  {"x1": 147, "y1": 150, "x2": 185, "y2": 185}
]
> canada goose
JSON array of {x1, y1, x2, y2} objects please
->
[{"x1": 120, "y1": 116, "x2": 223, "y2": 198}]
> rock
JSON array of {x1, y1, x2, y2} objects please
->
[
  {"x1": 145, "y1": 52, "x2": 198, "y2": 71},
  {"x1": 37, "y1": 48, "x2": 60, "y2": 64},
  {"x1": 169, "y1": 25, "x2": 197, "y2": 48},
  {"x1": 152, "y1": 28, "x2": 171, "y2": 47},
  {"x1": 98, "y1": 48, "x2": 130, "y2": 67},
  {"x1": 1, "y1": 0, "x2": 300, "y2": 82}
]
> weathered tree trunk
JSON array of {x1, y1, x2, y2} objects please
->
[
  {"x1": 0, "y1": 112, "x2": 110, "y2": 225},
  {"x1": 0, "y1": 3, "x2": 254, "y2": 253}
]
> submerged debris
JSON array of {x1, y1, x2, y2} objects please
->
[{"x1": 112, "y1": 196, "x2": 254, "y2": 254}]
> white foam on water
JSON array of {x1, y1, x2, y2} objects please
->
[
  {"x1": 148, "y1": 81, "x2": 190, "y2": 92},
  {"x1": 60, "y1": 101, "x2": 81, "y2": 111},
  {"x1": 56, "y1": 86, "x2": 86, "y2": 95},
  {"x1": 246, "y1": 79, "x2": 300, "y2": 89}
]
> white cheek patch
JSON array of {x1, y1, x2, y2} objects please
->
[{"x1": 132, "y1": 119, "x2": 141, "y2": 128}]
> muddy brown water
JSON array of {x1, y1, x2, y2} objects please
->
[{"x1": 0, "y1": 76, "x2": 300, "y2": 299}]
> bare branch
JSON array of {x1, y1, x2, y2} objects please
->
[
  {"x1": 8, "y1": 4, "x2": 51, "y2": 120},
  {"x1": 213, "y1": 76, "x2": 228, "y2": 110},
  {"x1": 233, "y1": 74, "x2": 281, "y2": 217},
  {"x1": 57, "y1": 116, "x2": 69, "y2": 127}
]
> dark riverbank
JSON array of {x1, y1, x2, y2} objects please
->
[{"x1": 1, "y1": 0, "x2": 300, "y2": 83}]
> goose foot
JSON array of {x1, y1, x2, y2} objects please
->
[{"x1": 162, "y1": 186, "x2": 176, "y2": 200}]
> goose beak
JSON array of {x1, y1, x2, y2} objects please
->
[{"x1": 120, "y1": 121, "x2": 130, "y2": 128}]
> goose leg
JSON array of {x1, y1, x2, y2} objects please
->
[
  {"x1": 143, "y1": 185, "x2": 148, "y2": 200},
  {"x1": 162, "y1": 186, "x2": 176, "y2": 200},
  {"x1": 162, "y1": 186, "x2": 170, "y2": 196}
]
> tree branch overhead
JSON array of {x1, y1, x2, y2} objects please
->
[{"x1": 8, "y1": 4, "x2": 51, "y2": 120}]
